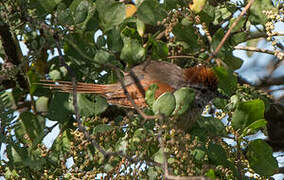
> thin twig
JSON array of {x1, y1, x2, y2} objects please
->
[
  {"x1": 157, "y1": 124, "x2": 169, "y2": 177},
  {"x1": 207, "y1": 0, "x2": 255, "y2": 62},
  {"x1": 167, "y1": 55, "x2": 203, "y2": 61},
  {"x1": 278, "y1": 167, "x2": 284, "y2": 174},
  {"x1": 54, "y1": 34, "x2": 109, "y2": 157},
  {"x1": 157, "y1": 120, "x2": 209, "y2": 180},
  {"x1": 54, "y1": 36, "x2": 163, "y2": 166},
  {"x1": 65, "y1": 38, "x2": 161, "y2": 121},
  {"x1": 273, "y1": 32, "x2": 284, "y2": 36},
  {"x1": 114, "y1": 67, "x2": 162, "y2": 121},
  {"x1": 202, "y1": 22, "x2": 212, "y2": 44},
  {"x1": 156, "y1": 30, "x2": 166, "y2": 40},
  {"x1": 235, "y1": 134, "x2": 243, "y2": 180},
  {"x1": 234, "y1": 46, "x2": 284, "y2": 56}
]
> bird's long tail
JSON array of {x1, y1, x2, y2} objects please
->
[
  {"x1": 39, "y1": 80, "x2": 147, "y2": 107},
  {"x1": 39, "y1": 80, "x2": 119, "y2": 95}
]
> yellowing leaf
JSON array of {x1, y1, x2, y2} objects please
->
[
  {"x1": 189, "y1": 0, "x2": 207, "y2": 13},
  {"x1": 136, "y1": 18, "x2": 145, "y2": 37},
  {"x1": 125, "y1": 4, "x2": 137, "y2": 18}
]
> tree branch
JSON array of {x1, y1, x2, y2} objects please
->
[
  {"x1": 157, "y1": 119, "x2": 209, "y2": 180},
  {"x1": 234, "y1": 46, "x2": 284, "y2": 57},
  {"x1": 52, "y1": 35, "x2": 162, "y2": 167},
  {"x1": 65, "y1": 38, "x2": 161, "y2": 122},
  {"x1": 53, "y1": 34, "x2": 112, "y2": 158},
  {"x1": 0, "y1": 23, "x2": 28, "y2": 90},
  {"x1": 207, "y1": 0, "x2": 255, "y2": 62},
  {"x1": 278, "y1": 167, "x2": 284, "y2": 174}
]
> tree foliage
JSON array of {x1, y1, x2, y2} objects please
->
[{"x1": 0, "y1": 0, "x2": 283, "y2": 179}]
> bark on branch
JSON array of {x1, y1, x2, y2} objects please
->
[{"x1": 0, "y1": 23, "x2": 28, "y2": 91}]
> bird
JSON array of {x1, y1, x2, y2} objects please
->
[{"x1": 40, "y1": 60, "x2": 218, "y2": 130}]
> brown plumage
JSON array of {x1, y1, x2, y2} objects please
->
[
  {"x1": 41, "y1": 60, "x2": 218, "y2": 108},
  {"x1": 41, "y1": 60, "x2": 218, "y2": 130}
]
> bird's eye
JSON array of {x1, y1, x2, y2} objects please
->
[{"x1": 201, "y1": 89, "x2": 207, "y2": 94}]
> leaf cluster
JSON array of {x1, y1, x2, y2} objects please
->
[{"x1": 0, "y1": 0, "x2": 281, "y2": 179}]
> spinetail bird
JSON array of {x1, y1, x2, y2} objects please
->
[{"x1": 40, "y1": 60, "x2": 218, "y2": 130}]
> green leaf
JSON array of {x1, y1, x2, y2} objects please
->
[
  {"x1": 94, "y1": 95, "x2": 108, "y2": 115},
  {"x1": 246, "y1": 139, "x2": 278, "y2": 176},
  {"x1": 137, "y1": 0, "x2": 167, "y2": 25},
  {"x1": 208, "y1": 143, "x2": 238, "y2": 176},
  {"x1": 120, "y1": 37, "x2": 145, "y2": 64},
  {"x1": 147, "y1": 167, "x2": 158, "y2": 180},
  {"x1": 106, "y1": 27, "x2": 123, "y2": 52},
  {"x1": 163, "y1": 0, "x2": 178, "y2": 10},
  {"x1": 27, "y1": 70, "x2": 40, "y2": 95},
  {"x1": 211, "y1": 28, "x2": 225, "y2": 50},
  {"x1": 152, "y1": 92, "x2": 176, "y2": 116},
  {"x1": 229, "y1": 17, "x2": 246, "y2": 33},
  {"x1": 198, "y1": 3, "x2": 215, "y2": 23},
  {"x1": 51, "y1": 130, "x2": 71, "y2": 155},
  {"x1": 116, "y1": 137, "x2": 128, "y2": 154},
  {"x1": 153, "y1": 148, "x2": 165, "y2": 164},
  {"x1": 223, "y1": 54, "x2": 243, "y2": 70},
  {"x1": 230, "y1": 32, "x2": 247, "y2": 45},
  {"x1": 38, "y1": 0, "x2": 62, "y2": 13},
  {"x1": 69, "y1": 0, "x2": 82, "y2": 12},
  {"x1": 93, "y1": 124, "x2": 114, "y2": 134},
  {"x1": 145, "y1": 84, "x2": 158, "y2": 108},
  {"x1": 56, "y1": 5, "x2": 74, "y2": 25},
  {"x1": 213, "y1": 67, "x2": 237, "y2": 96},
  {"x1": 168, "y1": 157, "x2": 175, "y2": 164},
  {"x1": 181, "y1": 18, "x2": 193, "y2": 26},
  {"x1": 208, "y1": 143, "x2": 227, "y2": 165},
  {"x1": 191, "y1": 148, "x2": 205, "y2": 161},
  {"x1": 249, "y1": 0, "x2": 276, "y2": 25},
  {"x1": 121, "y1": 26, "x2": 141, "y2": 40},
  {"x1": 228, "y1": 94, "x2": 240, "y2": 110},
  {"x1": 35, "y1": 96, "x2": 49, "y2": 114},
  {"x1": 172, "y1": 23, "x2": 199, "y2": 50},
  {"x1": 15, "y1": 112, "x2": 45, "y2": 149},
  {"x1": 136, "y1": 18, "x2": 145, "y2": 37},
  {"x1": 241, "y1": 119, "x2": 267, "y2": 137},
  {"x1": 8, "y1": 145, "x2": 27, "y2": 164},
  {"x1": 104, "y1": 164, "x2": 114, "y2": 172},
  {"x1": 83, "y1": 7, "x2": 99, "y2": 32},
  {"x1": 74, "y1": 0, "x2": 89, "y2": 24},
  {"x1": 213, "y1": 97, "x2": 227, "y2": 109},
  {"x1": 77, "y1": 94, "x2": 96, "y2": 116},
  {"x1": 196, "y1": 117, "x2": 226, "y2": 136},
  {"x1": 14, "y1": 124, "x2": 30, "y2": 145},
  {"x1": 48, "y1": 60, "x2": 68, "y2": 80},
  {"x1": 20, "y1": 112, "x2": 45, "y2": 140},
  {"x1": 1, "y1": 92, "x2": 16, "y2": 109},
  {"x1": 76, "y1": 94, "x2": 108, "y2": 116},
  {"x1": 205, "y1": 169, "x2": 216, "y2": 179},
  {"x1": 151, "y1": 40, "x2": 168, "y2": 59},
  {"x1": 4, "y1": 167, "x2": 20, "y2": 179},
  {"x1": 231, "y1": 99, "x2": 265, "y2": 132},
  {"x1": 173, "y1": 87, "x2": 195, "y2": 115},
  {"x1": 96, "y1": 0, "x2": 125, "y2": 31},
  {"x1": 47, "y1": 93, "x2": 72, "y2": 122},
  {"x1": 132, "y1": 128, "x2": 146, "y2": 143},
  {"x1": 94, "y1": 50, "x2": 115, "y2": 65}
]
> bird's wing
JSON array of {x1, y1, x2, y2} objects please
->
[{"x1": 39, "y1": 79, "x2": 175, "y2": 108}]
